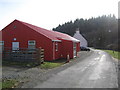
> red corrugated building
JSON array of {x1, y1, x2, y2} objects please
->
[{"x1": 1, "y1": 20, "x2": 80, "y2": 61}]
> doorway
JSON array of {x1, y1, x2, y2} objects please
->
[{"x1": 73, "y1": 43, "x2": 76, "y2": 58}]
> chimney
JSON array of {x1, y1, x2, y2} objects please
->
[{"x1": 76, "y1": 28, "x2": 80, "y2": 34}]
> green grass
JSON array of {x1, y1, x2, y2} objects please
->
[
  {"x1": 2, "y1": 79, "x2": 18, "y2": 88},
  {"x1": 103, "y1": 50, "x2": 120, "y2": 60},
  {"x1": 3, "y1": 60, "x2": 64, "y2": 69},
  {"x1": 0, "y1": 82, "x2": 2, "y2": 89},
  {"x1": 40, "y1": 62, "x2": 63, "y2": 69}
]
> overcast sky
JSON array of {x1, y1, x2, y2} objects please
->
[{"x1": 0, "y1": 0, "x2": 119, "y2": 30}]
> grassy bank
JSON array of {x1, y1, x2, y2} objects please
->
[
  {"x1": 0, "y1": 82, "x2": 2, "y2": 89},
  {"x1": 40, "y1": 62, "x2": 63, "y2": 69},
  {"x1": 3, "y1": 60, "x2": 64, "y2": 69},
  {"x1": 103, "y1": 50, "x2": 120, "y2": 60},
  {"x1": 1, "y1": 79, "x2": 18, "y2": 89}
]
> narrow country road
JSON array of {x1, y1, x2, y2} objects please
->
[{"x1": 35, "y1": 50, "x2": 118, "y2": 88}]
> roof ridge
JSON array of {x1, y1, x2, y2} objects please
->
[{"x1": 14, "y1": 19, "x2": 79, "y2": 42}]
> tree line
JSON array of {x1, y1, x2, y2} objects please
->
[{"x1": 53, "y1": 15, "x2": 119, "y2": 51}]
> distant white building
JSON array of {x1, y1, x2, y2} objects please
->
[{"x1": 73, "y1": 28, "x2": 88, "y2": 47}]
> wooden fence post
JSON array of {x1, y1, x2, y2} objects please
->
[
  {"x1": 38, "y1": 47, "x2": 42, "y2": 64},
  {"x1": 40, "y1": 48, "x2": 44, "y2": 64}
]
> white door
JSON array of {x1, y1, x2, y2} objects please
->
[
  {"x1": 12, "y1": 42, "x2": 19, "y2": 50},
  {"x1": 73, "y1": 43, "x2": 76, "y2": 58}
]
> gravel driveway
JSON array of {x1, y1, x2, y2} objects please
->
[{"x1": 2, "y1": 50, "x2": 100, "y2": 88}]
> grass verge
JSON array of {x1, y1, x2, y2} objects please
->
[
  {"x1": 40, "y1": 62, "x2": 63, "y2": 69},
  {"x1": 2, "y1": 79, "x2": 18, "y2": 89},
  {"x1": 3, "y1": 60, "x2": 64, "y2": 69},
  {"x1": 103, "y1": 50, "x2": 120, "y2": 60},
  {"x1": 0, "y1": 82, "x2": 2, "y2": 90}
]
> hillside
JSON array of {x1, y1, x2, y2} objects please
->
[{"x1": 53, "y1": 15, "x2": 119, "y2": 51}]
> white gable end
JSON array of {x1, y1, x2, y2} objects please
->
[{"x1": 73, "y1": 31, "x2": 88, "y2": 47}]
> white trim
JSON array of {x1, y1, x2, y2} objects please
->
[
  {"x1": 52, "y1": 40, "x2": 61, "y2": 42},
  {"x1": 72, "y1": 41, "x2": 80, "y2": 43}
]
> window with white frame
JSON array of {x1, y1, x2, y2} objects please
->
[
  {"x1": 0, "y1": 41, "x2": 4, "y2": 51},
  {"x1": 28, "y1": 40, "x2": 36, "y2": 49},
  {"x1": 55, "y1": 43, "x2": 58, "y2": 51}
]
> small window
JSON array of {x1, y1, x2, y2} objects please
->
[
  {"x1": 0, "y1": 41, "x2": 4, "y2": 51},
  {"x1": 13, "y1": 38, "x2": 16, "y2": 41},
  {"x1": 14, "y1": 26, "x2": 16, "y2": 29},
  {"x1": 55, "y1": 43, "x2": 58, "y2": 51},
  {"x1": 28, "y1": 40, "x2": 36, "y2": 49}
]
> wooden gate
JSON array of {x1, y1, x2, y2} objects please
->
[{"x1": 3, "y1": 47, "x2": 44, "y2": 64}]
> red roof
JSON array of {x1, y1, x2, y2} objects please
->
[{"x1": 16, "y1": 20, "x2": 80, "y2": 42}]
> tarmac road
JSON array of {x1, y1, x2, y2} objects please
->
[{"x1": 35, "y1": 50, "x2": 118, "y2": 88}]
